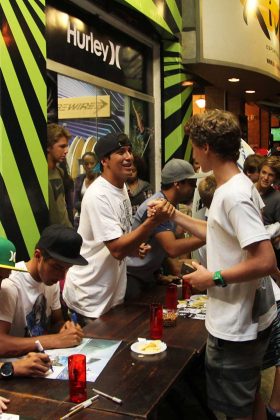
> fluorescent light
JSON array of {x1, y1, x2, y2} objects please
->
[
  {"x1": 245, "y1": 90, "x2": 255, "y2": 93},
  {"x1": 228, "y1": 78, "x2": 240, "y2": 82}
]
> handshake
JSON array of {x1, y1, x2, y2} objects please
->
[{"x1": 147, "y1": 198, "x2": 175, "y2": 221}]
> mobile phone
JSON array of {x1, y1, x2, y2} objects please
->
[{"x1": 180, "y1": 263, "x2": 196, "y2": 276}]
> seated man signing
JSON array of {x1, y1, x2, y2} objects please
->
[
  {"x1": 0, "y1": 237, "x2": 52, "y2": 413},
  {"x1": 0, "y1": 225, "x2": 87, "y2": 358}
]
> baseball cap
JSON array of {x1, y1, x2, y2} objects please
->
[
  {"x1": 161, "y1": 159, "x2": 205, "y2": 184},
  {"x1": 36, "y1": 225, "x2": 88, "y2": 266},
  {"x1": 94, "y1": 133, "x2": 132, "y2": 161},
  {"x1": 0, "y1": 237, "x2": 27, "y2": 272}
]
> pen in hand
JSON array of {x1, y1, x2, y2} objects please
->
[
  {"x1": 35, "y1": 339, "x2": 54, "y2": 372},
  {"x1": 71, "y1": 312, "x2": 78, "y2": 325}
]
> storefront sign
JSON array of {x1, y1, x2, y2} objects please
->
[
  {"x1": 46, "y1": 6, "x2": 150, "y2": 93},
  {"x1": 58, "y1": 96, "x2": 110, "y2": 119},
  {"x1": 67, "y1": 24, "x2": 121, "y2": 69}
]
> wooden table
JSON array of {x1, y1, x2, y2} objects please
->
[
  {"x1": 0, "y1": 285, "x2": 210, "y2": 419},
  {"x1": 0, "y1": 389, "x2": 130, "y2": 420},
  {"x1": 84, "y1": 302, "x2": 207, "y2": 353}
]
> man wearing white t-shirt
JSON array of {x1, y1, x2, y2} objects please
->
[
  {"x1": 0, "y1": 225, "x2": 86, "y2": 357},
  {"x1": 63, "y1": 133, "x2": 173, "y2": 322},
  {"x1": 149, "y1": 110, "x2": 277, "y2": 420}
]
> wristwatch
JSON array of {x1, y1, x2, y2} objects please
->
[
  {"x1": 0, "y1": 362, "x2": 14, "y2": 379},
  {"x1": 213, "y1": 271, "x2": 227, "y2": 288}
]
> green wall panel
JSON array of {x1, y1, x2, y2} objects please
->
[{"x1": 0, "y1": 0, "x2": 48, "y2": 259}]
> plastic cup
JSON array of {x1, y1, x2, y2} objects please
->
[
  {"x1": 165, "y1": 284, "x2": 178, "y2": 310},
  {"x1": 150, "y1": 303, "x2": 163, "y2": 340},
  {"x1": 68, "y1": 354, "x2": 87, "y2": 403},
  {"x1": 182, "y1": 278, "x2": 192, "y2": 300}
]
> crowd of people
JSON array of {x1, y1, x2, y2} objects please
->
[{"x1": 1, "y1": 110, "x2": 280, "y2": 420}]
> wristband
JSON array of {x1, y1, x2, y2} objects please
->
[{"x1": 213, "y1": 270, "x2": 227, "y2": 287}]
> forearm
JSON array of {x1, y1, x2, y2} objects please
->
[
  {"x1": 0, "y1": 335, "x2": 43, "y2": 357},
  {"x1": 166, "y1": 236, "x2": 205, "y2": 258},
  {"x1": 172, "y1": 210, "x2": 207, "y2": 240},
  {"x1": 221, "y1": 255, "x2": 276, "y2": 285},
  {"x1": 187, "y1": 240, "x2": 277, "y2": 291},
  {"x1": 107, "y1": 218, "x2": 158, "y2": 259}
]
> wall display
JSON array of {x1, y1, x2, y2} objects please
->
[{"x1": 200, "y1": 0, "x2": 280, "y2": 80}]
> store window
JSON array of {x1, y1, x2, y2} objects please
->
[{"x1": 46, "y1": 5, "x2": 157, "y2": 185}]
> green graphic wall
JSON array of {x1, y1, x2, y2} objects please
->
[
  {"x1": 0, "y1": 0, "x2": 191, "y2": 258},
  {"x1": 0, "y1": 0, "x2": 48, "y2": 259},
  {"x1": 120, "y1": 0, "x2": 193, "y2": 162}
]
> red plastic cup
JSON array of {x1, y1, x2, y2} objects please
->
[
  {"x1": 68, "y1": 354, "x2": 87, "y2": 403},
  {"x1": 165, "y1": 284, "x2": 178, "y2": 310},
  {"x1": 150, "y1": 303, "x2": 163, "y2": 340},
  {"x1": 182, "y1": 278, "x2": 192, "y2": 300}
]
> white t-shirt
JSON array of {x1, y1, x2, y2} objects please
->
[
  {"x1": 206, "y1": 172, "x2": 276, "y2": 341},
  {"x1": 63, "y1": 176, "x2": 132, "y2": 318},
  {"x1": 0, "y1": 261, "x2": 61, "y2": 337}
]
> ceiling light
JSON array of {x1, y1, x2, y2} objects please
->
[
  {"x1": 228, "y1": 78, "x2": 240, "y2": 82},
  {"x1": 245, "y1": 90, "x2": 255, "y2": 93},
  {"x1": 195, "y1": 98, "x2": 206, "y2": 108},
  {"x1": 181, "y1": 80, "x2": 194, "y2": 86}
]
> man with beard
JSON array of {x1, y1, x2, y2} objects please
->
[{"x1": 125, "y1": 159, "x2": 204, "y2": 300}]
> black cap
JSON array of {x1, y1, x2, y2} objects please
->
[
  {"x1": 94, "y1": 133, "x2": 132, "y2": 161},
  {"x1": 37, "y1": 225, "x2": 88, "y2": 266}
]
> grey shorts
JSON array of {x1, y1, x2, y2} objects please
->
[
  {"x1": 263, "y1": 301, "x2": 280, "y2": 369},
  {"x1": 205, "y1": 326, "x2": 271, "y2": 418}
]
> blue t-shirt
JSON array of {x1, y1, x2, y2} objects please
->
[{"x1": 126, "y1": 191, "x2": 175, "y2": 282}]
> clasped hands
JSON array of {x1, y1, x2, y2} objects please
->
[{"x1": 147, "y1": 198, "x2": 175, "y2": 221}]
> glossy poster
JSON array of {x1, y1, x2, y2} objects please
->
[{"x1": 200, "y1": 0, "x2": 280, "y2": 79}]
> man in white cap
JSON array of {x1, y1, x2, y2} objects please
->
[{"x1": 126, "y1": 158, "x2": 204, "y2": 300}]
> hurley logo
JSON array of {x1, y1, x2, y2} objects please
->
[
  {"x1": 67, "y1": 23, "x2": 121, "y2": 69},
  {"x1": 9, "y1": 251, "x2": 16, "y2": 263}
]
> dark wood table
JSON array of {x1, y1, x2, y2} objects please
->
[
  {"x1": 0, "y1": 389, "x2": 130, "y2": 420},
  {"x1": 84, "y1": 302, "x2": 207, "y2": 353},
  {"x1": 0, "y1": 285, "x2": 210, "y2": 419},
  {"x1": 0, "y1": 343, "x2": 194, "y2": 419}
]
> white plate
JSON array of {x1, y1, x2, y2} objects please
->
[
  {"x1": 130, "y1": 340, "x2": 167, "y2": 355},
  {"x1": 190, "y1": 294, "x2": 207, "y2": 301}
]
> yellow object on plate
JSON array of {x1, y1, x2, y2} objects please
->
[
  {"x1": 130, "y1": 340, "x2": 167, "y2": 355},
  {"x1": 189, "y1": 295, "x2": 208, "y2": 309}
]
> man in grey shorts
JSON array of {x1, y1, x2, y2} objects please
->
[{"x1": 150, "y1": 110, "x2": 278, "y2": 419}]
